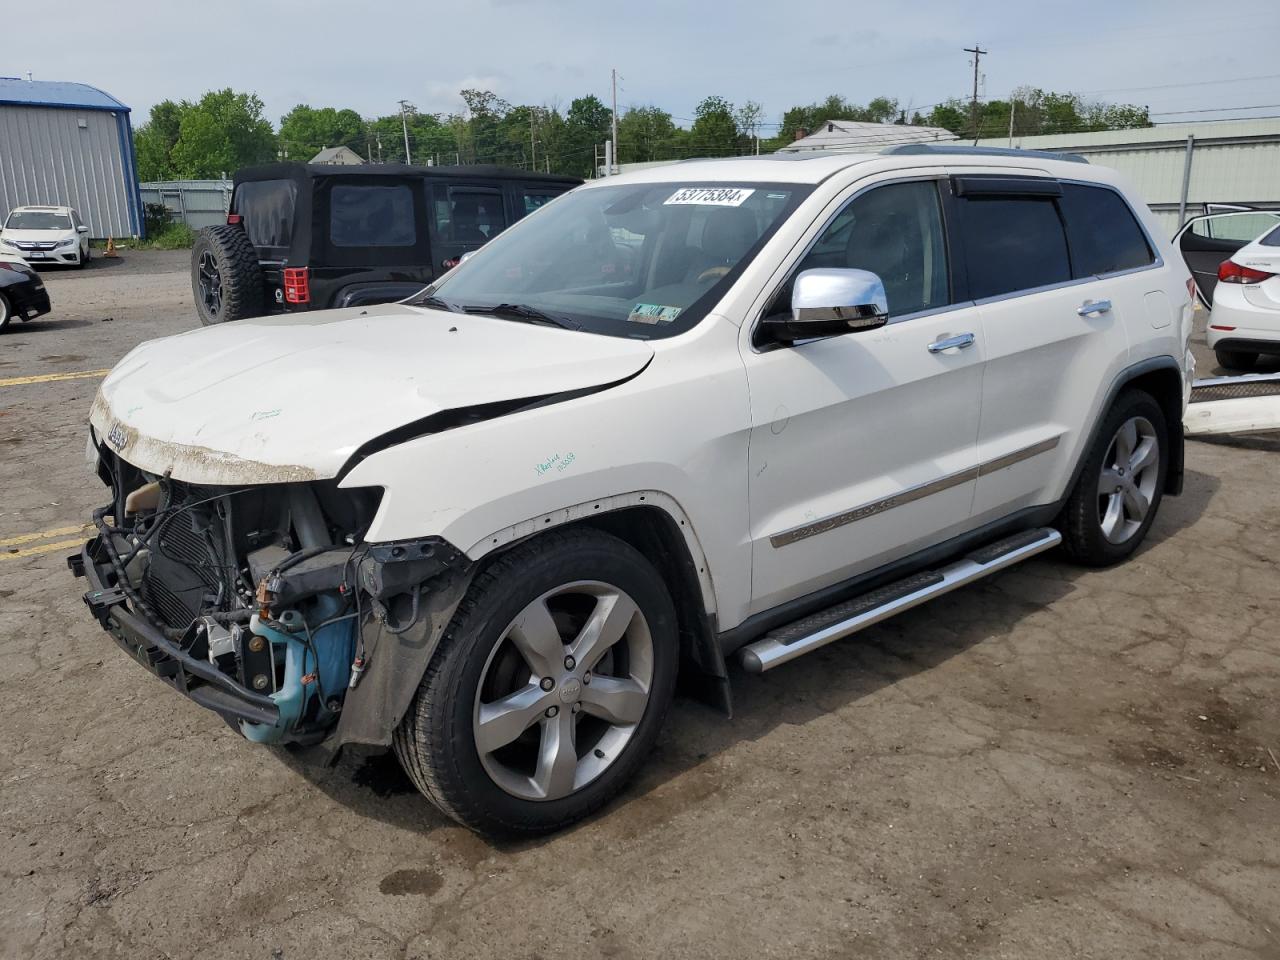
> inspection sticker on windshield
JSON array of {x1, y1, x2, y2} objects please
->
[
  {"x1": 628, "y1": 303, "x2": 683, "y2": 325},
  {"x1": 664, "y1": 187, "x2": 755, "y2": 207}
]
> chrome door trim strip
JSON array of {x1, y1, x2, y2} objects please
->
[
  {"x1": 769, "y1": 435, "x2": 1061, "y2": 548},
  {"x1": 976, "y1": 436, "x2": 1061, "y2": 476}
]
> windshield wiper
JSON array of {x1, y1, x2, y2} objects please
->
[
  {"x1": 460, "y1": 302, "x2": 580, "y2": 330},
  {"x1": 412, "y1": 293, "x2": 461, "y2": 313}
]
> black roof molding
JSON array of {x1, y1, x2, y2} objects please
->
[{"x1": 882, "y1": 143, "x2": 1089, "y2": 164}]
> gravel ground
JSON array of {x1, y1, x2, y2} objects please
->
[{"x1": 1, "y1": 252, "x2": 1277, "y2": 960}]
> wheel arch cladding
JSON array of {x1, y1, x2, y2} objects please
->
[
  {"x1": 1118, "y1": 360, "x2": 1185, "y2": 497},
  {"x1": 1065, "y1": 356, "x2": 1184, "y2": 502},
  {"x1": 481, "y1": 504, "x2": 732, "y2": 716},
  {"x1": 582, "y1": 505, "x2": 732, "y2": 714}
]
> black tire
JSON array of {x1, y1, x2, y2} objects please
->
[
  {"x1": 191, "y1": 225, "x2": 265, "y2": 325},
  {"x1": 1214, "y1": 347, "x2": 1257, "y2": 371},
  {"x1": 1059, "y1": 389, "x2": 1168, "y2": 566},
  {"x1": 0, "y1": 292, "x2": 11, "y2": 333},
  {"x1": 393, "y1": 529, "x2": 679, "y2": 837}
]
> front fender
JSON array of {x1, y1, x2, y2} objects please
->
[{"x1": 339, "y1": 323, "x2": 753, "y2": 628}]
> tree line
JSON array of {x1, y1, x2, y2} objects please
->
[{"x1": 134, "y1": 86, "x2": 1153, "y2": 182}]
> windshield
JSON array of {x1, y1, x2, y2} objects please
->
[
  {"x1": 5, "y1": 211, "x2": 71, "y2": 230},
  {"x1": 414, "y1": 181, "x2": 810, "y2": 338}
]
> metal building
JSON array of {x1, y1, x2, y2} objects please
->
[
  {"x1": 977, "y1": 119, "x2": 1280, "y2": 236},
  {"x1": 781, "y1": 119, "x2": 957, "y2": 153},
  {"x1": 0, "y1": 78, "x2": 143, "y2": 239}
]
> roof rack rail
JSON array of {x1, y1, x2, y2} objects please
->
[{"x1": 882, "y1": 143, "x2": 1089, "y2": 164}]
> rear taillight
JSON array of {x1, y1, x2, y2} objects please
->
[
  {"x1": 1218, "y1": 259, "x2": 1275, "y2": 284},
  {"x1": 226, "y1": 213, "x2": 242, "y2": 225},
  {"x1": 283, "y1": 267, "x2": 310, "y2": 304}
]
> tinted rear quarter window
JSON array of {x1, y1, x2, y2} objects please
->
[
  {"x1": 1259, "y1": 223, "x2": 1280, "y2": 247},
  {"x1": 233, "y1": 180, "x2": 297, "y2": 250},
  {"x1": 958, "y1": 197, "x2": 1071, "y2": 300},
  {"x1": 330, "y1": 184, "x2": 415, "y2": 247},
  {"x1": 1059, "y1": 183, "x2": 1154, "y2": 276}
]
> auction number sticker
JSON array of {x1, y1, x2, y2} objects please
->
[
  {"x1": 664, "y1": 187, "x2": 755, "y2": 207},
  {"x1": 627, "y1": 303, "x2": 683, "y2": 325}
]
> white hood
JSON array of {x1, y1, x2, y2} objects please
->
[{"x1": 90, "y1": 304, "x2": 653, "y2": 484}]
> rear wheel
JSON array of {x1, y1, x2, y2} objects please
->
[
  {"x1": 0, "y1": 292, "x2": 11, "y2": 333},
  {"x1": 393, "y1": 529, "x2": 678, "y2": 837},
  {"x1": 191, "y1": 225, "x2": 265, "y2": 325},
  {"x1": 1059, "y1": 390, "x2": 1168, "y2": 566},
  {"x1": 1214, "y1": 347, "x2": 1257, "y2": 371}
]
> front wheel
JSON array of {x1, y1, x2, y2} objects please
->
[
  {"x1": 1059, "y1": 390, "x2": 1168, "y2": 566},
  {"x1": 393, "y1": 529, "x2": 678, "y2": 836}
]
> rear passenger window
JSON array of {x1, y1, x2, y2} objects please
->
[
  {"x1": 330, "y1": 184, "x2": 415, "y2": 247},
  {"x1": 437, "y1": 190, "x2": 507, "y2": 243},
  {"x1": 1059, "y1": 184, "x2": 1154, "y2": 277},
  {"x1": 958, "y1": 197, "x2": 1070, "y2": 300}
]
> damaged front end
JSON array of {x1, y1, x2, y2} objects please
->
[{"x1": 70, "y1": 441, "x2": 471, "y2": 756}]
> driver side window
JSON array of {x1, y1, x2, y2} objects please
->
[{"x1": 785, "y1": 180, "x2": 951, "y2": 319}]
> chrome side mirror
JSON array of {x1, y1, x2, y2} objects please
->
[{"x1": 763, "y1": 268, "x2": 890, "y2": 344}]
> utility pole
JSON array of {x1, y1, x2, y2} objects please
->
[
  {"x1": 530, "y1": 109, "x2": 537, "y2": 170},
  {"x1": 397, "y1": 99, "x2": 412, "y2": 163},
  {"x1": 611, "y1": 68, "x2": 619, "y2": 175},
  {"x1": 963, "y1": 44, "x2": 987, "y2": 145},
  {"x1": 1007, "y1": 100, "x2": 1016, "y2": 148}
]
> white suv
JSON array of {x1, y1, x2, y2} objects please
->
[
  {"x1": 74, "y1": 146, "x2": 1195, "y2": 835},
  {"x1": 0, "y1": 205, "x2": 91, "y2": 267}
]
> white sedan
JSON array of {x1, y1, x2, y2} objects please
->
[{"x1": 1176, "y1": 209, "x2": 1280, "y2": 369}]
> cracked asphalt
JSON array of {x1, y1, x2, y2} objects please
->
[{"x1": 1, "y1": 251, "x2": 1277, "y2": 959}]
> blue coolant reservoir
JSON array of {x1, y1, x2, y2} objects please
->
[{"x1": 239, "y1": 593, "x2": 356, "y2": 744}]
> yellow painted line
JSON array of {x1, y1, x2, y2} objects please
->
[
  {"x1": 0, "y1": 368, "x2": 111, "y2": 388},
  {"x1": 1, "y1": 537, "x2": 87, "y2": 561},
  {"x1": 0, "y1": 524, "x2": 92, "y2": 548}
]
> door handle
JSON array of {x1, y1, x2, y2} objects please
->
[
  {"x1": 1077, "y1": 299, "x2": 1112, "y2": 317},
  {"x1": 928, "y1": 332, "x2": 976, "y2": 353}
]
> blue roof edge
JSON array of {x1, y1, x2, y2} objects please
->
[{"x1": 0, "y1": 79, "x2": 130, "y2": 112}]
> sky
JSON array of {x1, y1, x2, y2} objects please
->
[{"x1": 15, "y1": 0, "x2": 1280, "y2": 130}]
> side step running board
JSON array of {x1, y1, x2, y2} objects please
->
[{"x1": 739, "y1": 527, "x2": 1062, "y2": 673}]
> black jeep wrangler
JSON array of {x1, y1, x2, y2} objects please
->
[{"x1": 191, "y1": 162, "x2": 581, "y2": 325}]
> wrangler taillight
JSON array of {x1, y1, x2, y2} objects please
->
[
  {"x1": 226, "y1": 213, "x2": 242, "y2": 225},
  {"x1": 283, "y1": 267, "x2": 310, "y2": 304},
  {"x1": 1218, "y1": 259, "x2": 1275, "y2": 284}
]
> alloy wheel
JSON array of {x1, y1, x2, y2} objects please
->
[
  {"x1": 473, "y1": 581, "x2": 653, "y2": 802},
  {"x1": 1098, "y1": 415, "x2": 1159, "y2": 544},
  {"x1": 198, "y1": 252, "x2": 222, "y2": 317}
]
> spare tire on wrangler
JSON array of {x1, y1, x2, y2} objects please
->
[{"x1": 191, "y1": 225, "x2": 265, "y2": 325}]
